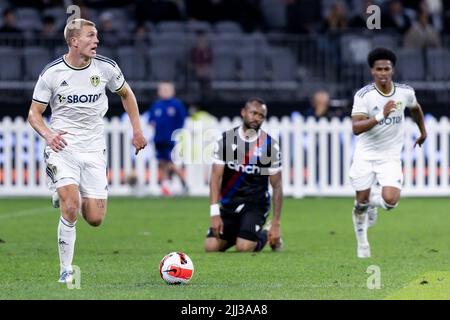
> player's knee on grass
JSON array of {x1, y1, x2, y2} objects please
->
[
  {"x1": 204, "y1": 237, "x2": 224, "y2": 252},
  {"x1": 235, "y1": 238, "x2": 257, "y2": 252}
]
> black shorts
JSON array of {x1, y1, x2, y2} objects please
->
[{"x1": 207, "y1": 203, "x2": 269, "y2": 244}]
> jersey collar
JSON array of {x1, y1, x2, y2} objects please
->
[
  {"x1": 374, "y1": 81, "x2": 395, "y2": 97},
  {"x1": 63, "y1": 54, "x2": 91, "y2": 70},
  {"x1": 239, "y1": 125, "x2": 262, "y2": 143}
]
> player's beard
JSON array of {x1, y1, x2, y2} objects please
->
[{"x1": 243, "y1": 120, "x2": 261, "y2": 132}]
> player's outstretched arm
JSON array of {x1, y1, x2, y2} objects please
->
[
  {"x1": 269, "y1": 171, "x2": 283, "y2": 243},
  {"x1": 28, "y1": 100, "x2": 67, "y2": 152},
  {"x1": 209, "y1": 163, "x2": 225, "y2": 238},
  {"x1": 410, "y1": 103, "x2": 427, "y2": 147},
  {"x1": 116, "y1": 83, "x2": 147, "y2": 154}
]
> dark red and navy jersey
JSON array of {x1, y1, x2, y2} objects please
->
[{"x1": 212, "y1": 126, "x2": 282, "y2": 208}]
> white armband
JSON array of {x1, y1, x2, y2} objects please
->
[
  {"x1": 210, "y1": 204, "x2": 220, "y2": 217},
  {"x1": 375, "y1": 112, "x2": 385, "y2": 122}
]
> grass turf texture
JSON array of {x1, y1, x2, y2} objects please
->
[{"x1": 0, "y1": 197, "x2": 448, "y2": 300}]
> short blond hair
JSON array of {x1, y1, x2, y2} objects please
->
[{"x1": 63, "y1": 18, "x2": 95, "y2": 46}]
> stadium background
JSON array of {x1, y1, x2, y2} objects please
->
[
  {"x1": 1, "y1": 0, "x2": 450, "y2": 301},
  {"x1": 0, "y1": 0, "x2": 450, "y2": 119}
]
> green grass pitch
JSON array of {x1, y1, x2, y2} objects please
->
[{"x1": 0, "y1": 197, "x2": 448, "y2": 300}]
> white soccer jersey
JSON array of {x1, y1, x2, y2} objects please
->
[
  {"x1": 351, "y1": 82, "x2": 418, "y2": 160},
  {"x1": 32, "y1": 54, "x2": 125, "y2": 151}
]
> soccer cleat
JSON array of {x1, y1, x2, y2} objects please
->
[
  {"x1": 357, "y1": 244, "x2": 371, "y2": 258},
  {"x1": 264, "y1": 220, "x2": 284, "y2": 252},
  {"x1": 58, "y1": 270, "x2": 73, "y2": 283},
  {"x1": 367, "y1": 205, "x2": 378, "y2": 228},
  {"x1": 52, "y1": 192, "x2": 60, "y2": 209}
]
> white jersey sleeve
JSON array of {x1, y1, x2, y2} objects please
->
[
  {"x1": 103, "y1": 59, "x2": 126, "y2": 93},
  {"x1": 405, "y1": 88, "x2": 418, "y2": 109},
  {"x1": 351, "y1": 91, "x2": 369, "y2": 116},
  {"x1": 32, "y1": 75, "x2": 52, "y2": 105}
]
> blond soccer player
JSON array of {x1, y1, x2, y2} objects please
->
[{"x1": 28, "y1": 18, "x2": 147, "y2": 283}]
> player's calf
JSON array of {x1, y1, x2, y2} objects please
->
[{"x1": 81, "y1": 198, "x2": 107, "y2": 226}]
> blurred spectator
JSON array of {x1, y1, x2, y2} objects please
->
[
  {"x1": 133, "y1": 23, "x2": 150, "y2": 51},
  {"x1": 0, "y1": 8, "x2": 23, "y2": 45},
  {"x1": 422, "y1": 0, "x2": 444, "y2": 33},
  {"x1": 286, "y1": 0, "x2": 322, "y2": 34},
  {"x1": 98, "y1": 11, "x2": 120, "y2": 48},
  {"x1": 135, "y1": 0, "x2": 182, "y2": 25},
  {"x1": 82, "y1": 0, "x2": 129, "y2": 7},
  {"x1": 0, "y1": 8, "x2": 22, "y2": 34},
  {"x1": 41, "y1": 15, "x2": 58, "y2": 38},
  {"x1": 402, "y1": 0, "x2": 422, "y2": 10},
  {"x1": 320, "y1": 1, "x2": 348, "y2": 34},
  {"x1": 12, "y1": 0, "x2": 64, "y2": 9},
  {"x1": 147, "y1": 82, "x2": 188, "y2": 196},
  {"x1": 303, "y1": 90, "x2": 338, "y2": 120},
  {"x1": 239, "y1": 0, "x2": 265, "y2": 32},
  {"x1": 190, "y1": 31, "x2": 213, "y2": 104},
  {"x1": 403, "y1": 7, "x2": 441, "y2": 48},
  {"x1": 381, "y1": 0, "x2": 412, "y2": 34},
  {"x1": 185, "y1": 0, "x2": 241, "y2": 24},
  {"x1": 76, "y1": 3, "x2": 99, "y2": 24},
  {"x1": 348, "y1": 0, "x2": 375, "y2": 30},
  {"x1": 38, "y1": 15, "x2": 58, "y2": 47}
]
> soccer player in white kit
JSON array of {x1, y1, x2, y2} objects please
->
[
  {"x1": 349, "y1": 48, "x2": 427, "y2": 258},
  {"x1": 27, "y1": 19, "x2": 147, "y2": 282}
]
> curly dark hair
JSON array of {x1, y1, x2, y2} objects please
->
[{"x1": 367, "y1": 48, "x2": 397, "y2": 68}]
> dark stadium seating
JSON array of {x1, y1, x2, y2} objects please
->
[
  {"x1": 1, "y1": 1, "x2": 450, "y2": 118},
  {"x1": 23, "y1": 46, "x2": 51, "y2": 80},
  {"x1": 396, "y1": 48, "x2": 425, "y2": 81},
  {"x1": 117, "y1": 46, "x2": 147, "y2": 80},
  {"x1": 211, "y1": 48, "x2": 238, "y2": 81},
  {"x1": 0, "y1": 46, "x2": 22, "y2": 80},
  {"x1": 426, "y1": 48, "x2": 450, "y2": 81}
]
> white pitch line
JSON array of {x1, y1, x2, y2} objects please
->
[{"x1": 0, "y1": 207, "x2": 54, "y2": 220}]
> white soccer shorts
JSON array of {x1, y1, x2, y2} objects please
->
[
  {"x1": 349, "y1": 158, "x2": 403, "y2": 191},
  {"x1": 44, "y1": 147, "x2": 108, "y2": 199}
]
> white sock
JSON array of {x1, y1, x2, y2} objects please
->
[
  {"x1": 58, "y1": 217, "x2": 76, "y2": 273},
  {"x1": 370, "y1": 194, "x2": 389, "y2": 210},
  {"x1": 352, "y1": 209, "x2": 369, "y2": 246}
]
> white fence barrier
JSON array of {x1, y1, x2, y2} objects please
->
[{"x1": 0, "y1": 116, "x2": 449, "y2": 197}]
